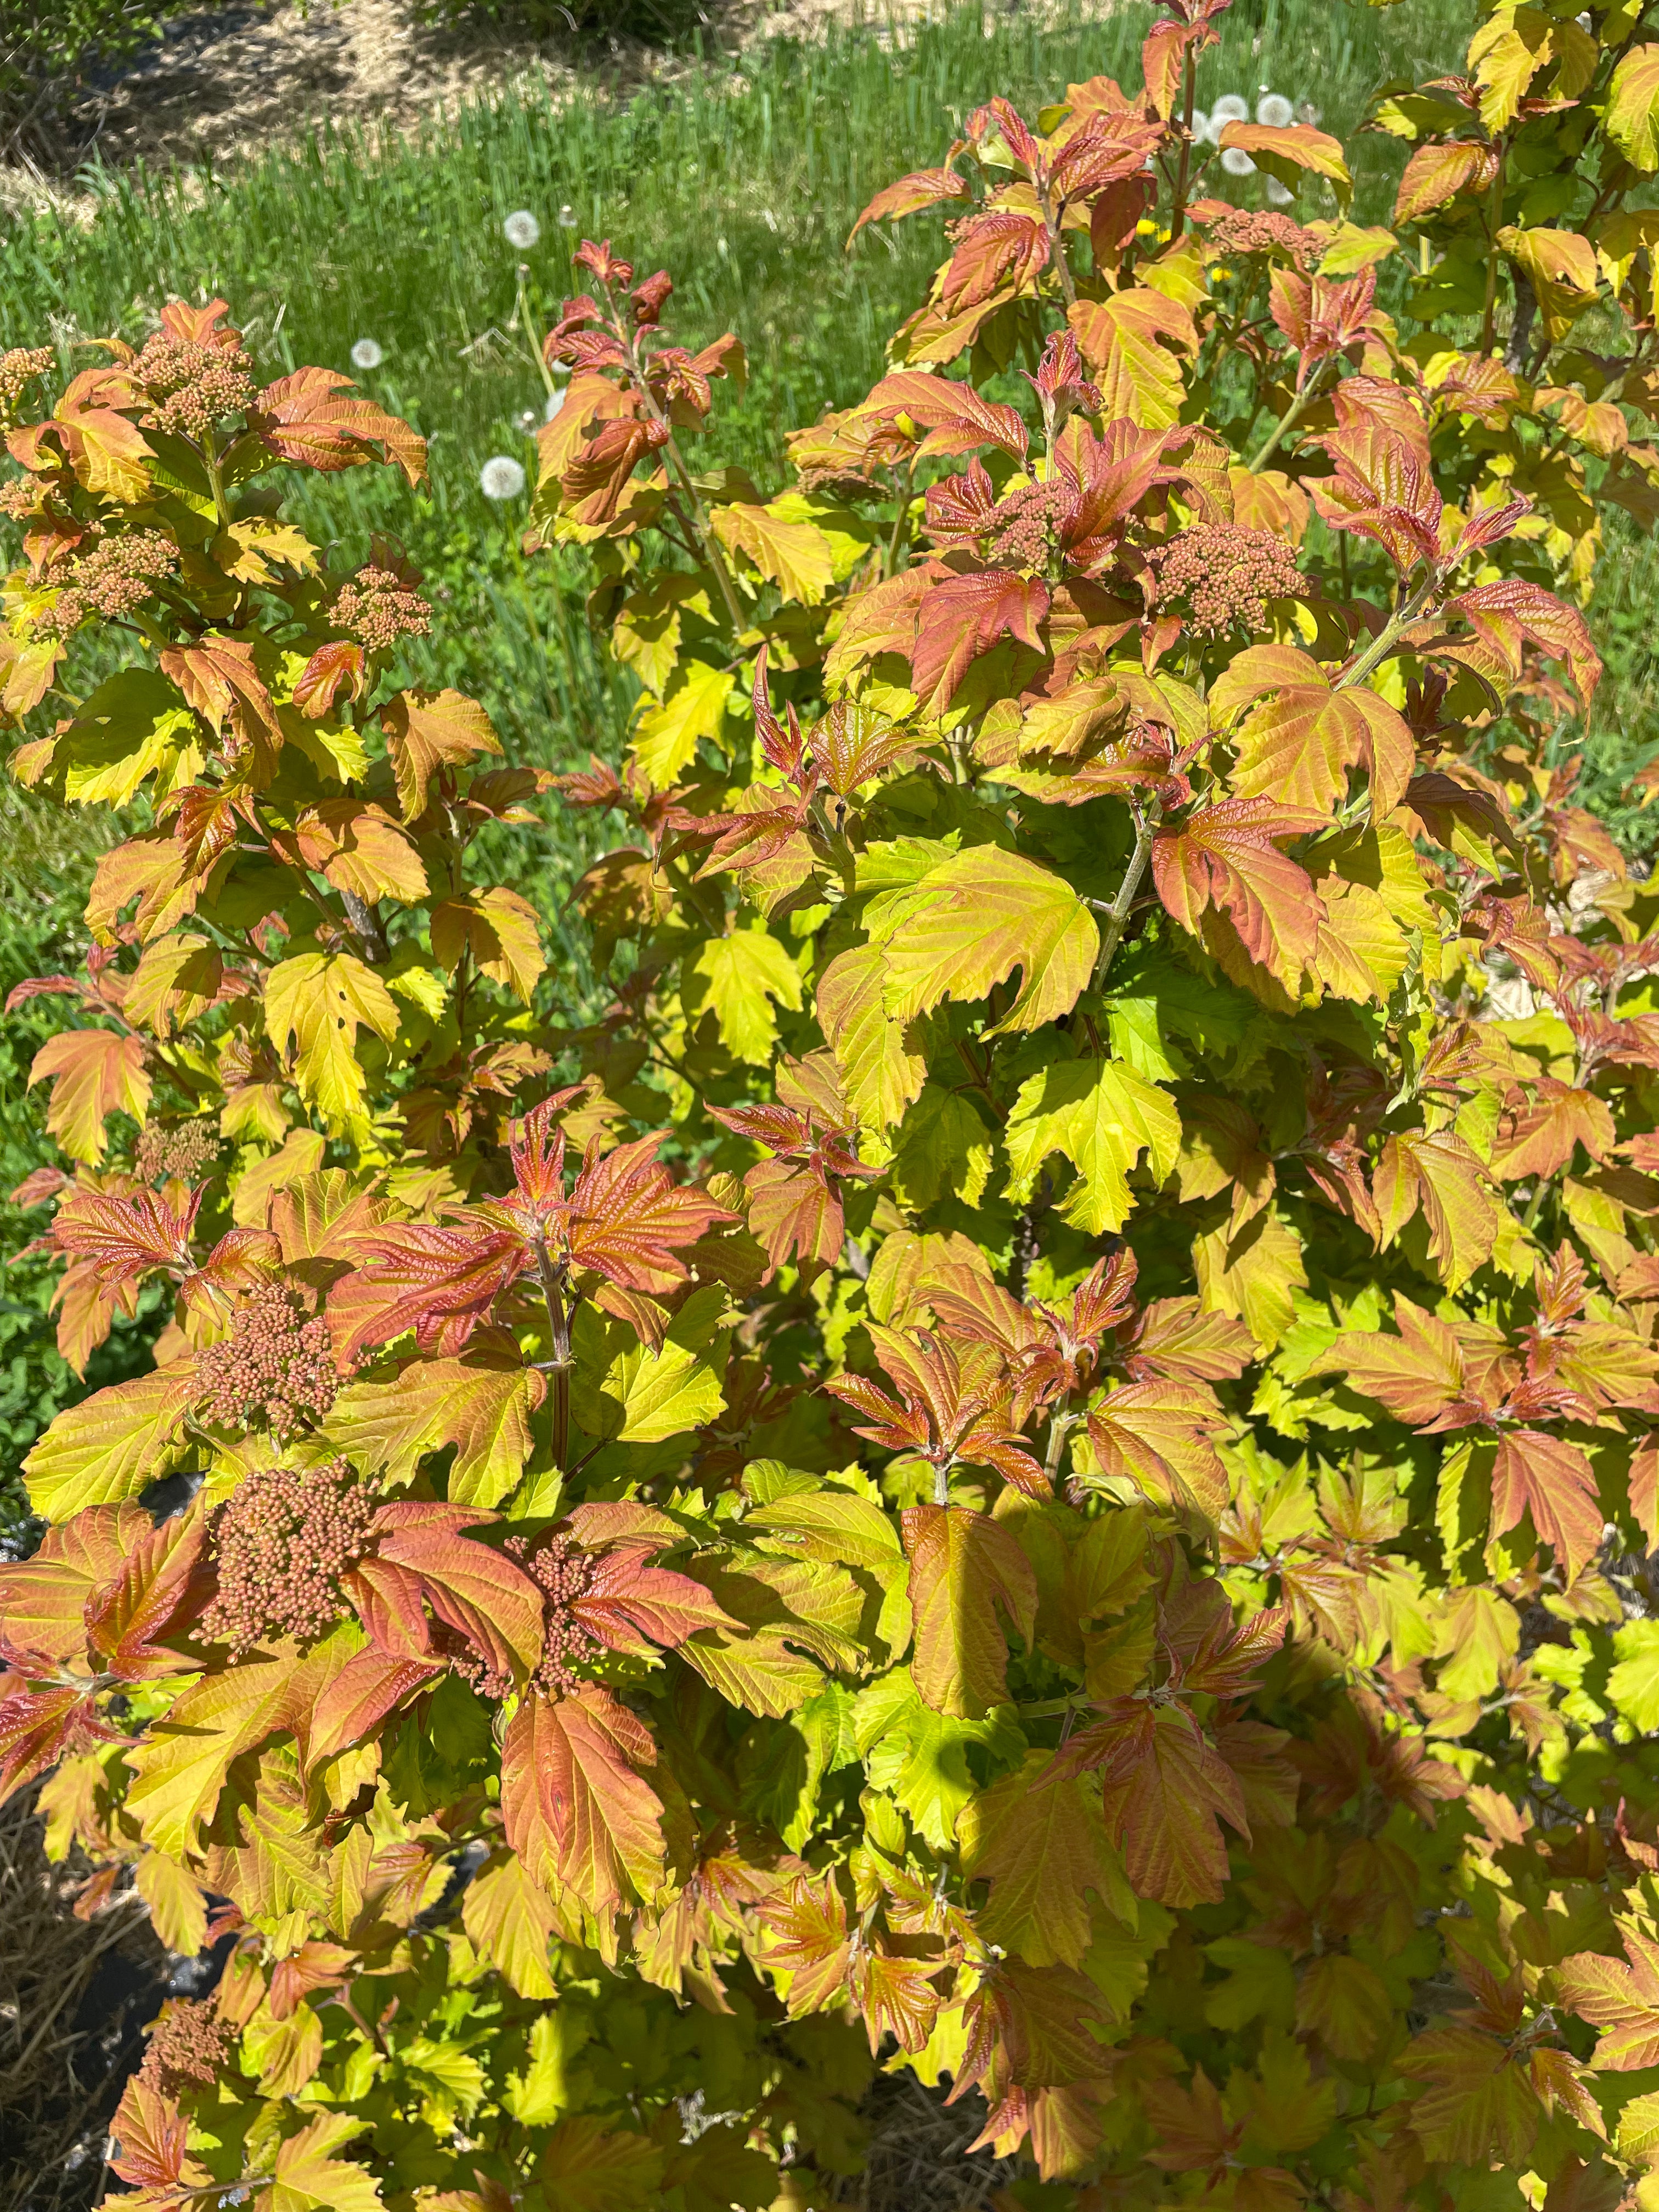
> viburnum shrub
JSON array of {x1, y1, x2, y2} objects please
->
[{"x1": 11, "y1": 4, "x2": 1659, "y2": 2207}]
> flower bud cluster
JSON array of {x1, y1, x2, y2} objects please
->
[
  {"x1": 0, "y1": 477, "x2": 41, "y2": 520},
  {"x1": 196, "y1": 1281, "x2": 340, "y2": 1438},
  {"x1": 330, "y1": 565, "x2": 433, "y2": 652},
  {"x1": 136, "y1": 1119, "x2": 222, "y2": 1186},
  {"x1": 30, "y1": 531, "x2": 176, "y2": 640},
  {"x1": 137, "y1": 1999, "x2": 237, "y2": 2096},
  {"x1": 1205, "y1": 210, "x2": 1320, "y2": 270},
  {"x1": 0, "y1": 347, "x2": 52, "y2": 424},
  {"x1": 200, "y1": 1457, "x2": 375, "y2": 1656},
  {"x1": 1152, "y1": 522, "x2": 1303, "y2": 637},
  {"x1": 985, "y1": 480, "x2": 1069, "y2": 572},
  {"x1": 506, "y1": 1532, "x2": 600, "y2": 1695},
  {"x1": 132, "y1": 331, "x2": 256, "y2": 441}
]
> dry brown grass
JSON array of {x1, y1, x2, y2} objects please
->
[{"x1": 0, "y1": 1795, "x2": 163, "y2": 2212}]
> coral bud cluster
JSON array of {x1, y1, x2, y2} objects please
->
[
  {"x1": 1203, "y1": 209, "x2": 1321, "y2": 268},
  {"x1": 132, "y1": 331, "x2": 256, "y2": 441},
  {"x1": 200, "y1": 1457, "x2": 375, "y2": 1656},
  {"x1": 1152, "y1": 522, "x2": 1304, "y2": 637},
  {"x1": 196, "y1": 1282, "x2": 341, "y2": 1438},
  {"x1": 0, "y1": 347, "x2": 52, "y2": 424},
  {"x1": 135, "y1": 1119, "x2": 222, "y2": 1187},
  {"x1": 330, "y1": 565, "x2": 433, "y2": 652},
  {"x1": 506, "y1": 1532, "x2": 600, "y2": 1695},
  {"x1": 31, "y1": 532, "x2": 177, "y2": 640},
  {"x1": 137, "y1": 1999, "x2": 238, "y2": 2096},
  {"x1": 984, "y1": 479, "x2": 1070, "y2": 573}
]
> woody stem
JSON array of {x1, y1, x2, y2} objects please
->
[
  {"x1": 1044, "y1": 1408, "x2": 1077, "y2": 1483},
  {"x1": 1479, "y1": 150, "x2": 1506, "y2": 357},
  {"x1": 619, "y1": 313, "x2": 747, "y2": 635},
  {"x1": 1248, "y1": 363, "x2": 1328, "y2": 475},
  {"x1": 1092, "y1": 799, "x2": 1161, "y2": 990},
  {"x1": 1170, "y1": 49, "x2": 1197, "y2": 243},
  {"x1": 1333, "y1": 571, "x2": 1441, "y2": 695},
  {"x1": 1041, "y1": 183, "x2": 1079, "y2": 311},
  {"x1": 533, "y1": 1234, "x2": 573, "y2": 1473}
]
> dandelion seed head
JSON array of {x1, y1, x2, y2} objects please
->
[
  {"x1": 1221, "y1": 145, "x2": 1257, "y2": 177},
  {"x1": 1211, "y1": 93, "x2": 1250, "y2": 125},
  {"x1": 504, "y1": 209, "x2": 541, "y2": 250},
  {"x1": 558, "y1": 204, "x2": 577, "y2": 227},
  {"x1": 1266, "y1": 176, "x2": 1295, "y2": 205},
  {"x1": 545, "y1": 388, "x2": 566, "y2": 422},
  {"x1": 350, "y1": 337, "x2": 383, "y2": 371},
  {"x1": 1256, "y1": 92, "x2": 1295, "y2": 128},
  {"x1": 1190, "y1": 108, "x2": 1211, "y2": 143},
  {"x1": 481, "y1": 455, "x2": 528, "y2": 500}
]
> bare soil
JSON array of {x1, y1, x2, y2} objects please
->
[{"x1": 1, "y1": 0, "x2": 962, "y2": 212}]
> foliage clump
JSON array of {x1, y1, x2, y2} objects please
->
[{"x1": 7, "y1": 3, "x2": 1659, "y2": 2209}]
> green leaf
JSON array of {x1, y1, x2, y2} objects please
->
[
  {"x1": 1004, "y1": 1059, "x2": 1181, "y2": 1233},
  {"x1": 264, "y1": 951, "x2": 399, "y2": 1132},
  {"x1": 1610, "y1": 1620, "x2": 1659, "y2": 1731},
  {"x1": 870, "y1": 845, "x2": 1098, "y2": 1034},
  {"x1": 55, "y1": 668, "x2": 201, "y2": 807},
  {"x1": 631, "y1": 657, "x2": 735, "y2": 787},
  {"x1": 24, "y1": 1366, "x2": 194, "y2": 1520},
  {"x1": 574, "y1": 1284, "x2": 731, "y2": 1444},
  {"x1": 686, "y1": 924, "x2": 804, "y2": 1065}
]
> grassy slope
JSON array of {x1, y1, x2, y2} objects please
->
[{"x1": 5, "y1": 0, "x2": 1653, "y2": 1525}]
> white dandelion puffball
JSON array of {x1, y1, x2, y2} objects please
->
[
  {"x1": 504, "y1": 209, "x2": 541, "y2": 250},
  {"x1": 557, "y1": 204, "x2": 577, "y2": 228},
  {"x1": 545, "y1": 388, "x2": 566, "y2": 422},
  {"x1": 480, "y1": 455, "x2": 528, "y2": 501},
  {"x1": 349, "y1": 337, "x2": 383, "y2": 371},
  {"x1": 1210, "y1": 93, "x2": 1250, "y2": 126},
  {"x1": 1256, "y1": 91, "x2": 1295, "y2": 128},
  {"x1": 1221, "y1": 145, "x2": 1257, "y2": 177},
  {"x1": 1190, "y1": 107, "x2": 1212, "y2": 143},
  {"x1": 1266, "y1": 176, "x2": 1295, "y2": 205}
]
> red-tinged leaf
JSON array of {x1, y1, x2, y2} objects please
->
[
  {"x1": 901, "y1": 1503, "x2": 1038, "y2": 1717},
  {"x1": 1178, "y1": 1601, "x2": 1289, "y2": 1699},
  {"x1": 29, "y1": 1028, "x2": 151, "y2": 1167},
  {"x1": 1217, "y1": 121, "x2": 1353, "y2": 202},
  {"x1": 48, "y1": 1184, "x2": 203, "y2": 1291},
  {"x1": 362, "y1": 1500, "x2": 545, "y2": 1686},
  {"x1": 561, "y1": 1130, "x2": 734, "y2": 1293},
  {"x1": 1085, "y1": 1381, "x2": 1229, "y2": 1521},
  {"x1": 1211, "y1": 645, "x2": 1415, "y2": 818},
  {"x1": 856, "y1": 1944, "x2": 944, "y2": 2055},
  {"x1": 1150, "y1": 798, "x2": 1324, "y2": 986},
  {"x1": 1395, "y1": 138, "x2": 1502, "y2": 223},
  {"x1": 1490, "y1": 1429, "x2": 1603, "y2": 1581},
  {"x1": 1447, "y1": 578, "x2": 1601, "y2": 712},
  {"x1": 0, "y1": 1504, "x2": 146, "y2": 1667},
  {"x1": 83, "y1": 1506, "x2": 208, "y2": 1680},
  {"x1": 1373, "y1": 1128, "x2": 1500, "y2": 1290},
  {"x1": 939, "y1": 209, "x2": 1049, "y2": 314},
  {"x1": 741, "y1": 1155, "x2": 845, "y2": 1276},
  {"x1": 307, "y1": 1647, "x2": 444, "y2": 1765},
  {"x1": 293, "y1": 639, "x2": 366, "y2": 719},
  {"x1": 109, "y1": 2075, "x2": 195, "y2": 2193},
  {"x1": 572, "y1": 1539, "x2": 741, "y2": 1655},
  {"x1": 910, "y1": 569, "x2": 1050, "y2": 713},
  {"x1": 1557, "y1": 1932, "x2": 1659, "y2": 2070},
  {"x1": 860, "y1": 371, "x2": 1029, "y2": 461},
  {"x1": 157, "y1": 640, "x2": 280, "y2": 759},
  {"x1": 499, "y1": 1685, "x2": 665, "y2": 1916},
  {"x1": 252, "y1": 365, "x2": 427, "y2": 483},
  {"x1": 848, "y1": 164, "x2": 969, "y2": 243},
  {"x1": 755, "y1": 1871, "x2": 853, "y2": 2014},
  {"x1": 337, "y1": 1224, "x2": 531, "y2": 1361},
  {"x1": 380, "y1": 689, "x2": 503, "y2": 821},
  {"x1": 1488, "y1": 1081, "x2": 1615, "y2": 1181},
  {"x1": 0, "y1": 1682, "x2": 88, "y2": 1801},
  {"x1": 1126, "y1": 1299, "x2": 1254, "y2": 1384},
  {"x1": 1049, "y1": 1701, "x2": 1250, "y2": 1908},
  {"x1": 1313, "y1": 1295, "x2": 1466, "y2": 1425}
]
